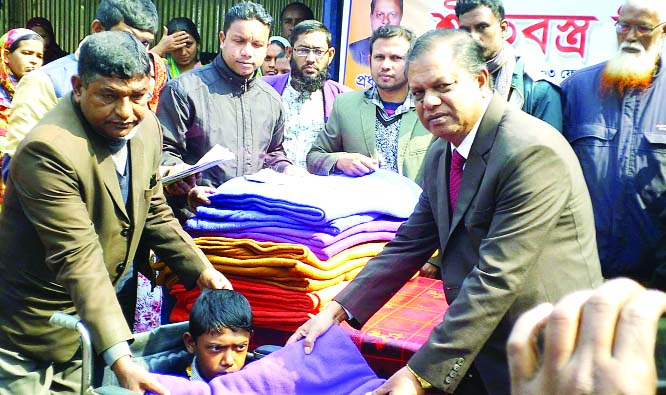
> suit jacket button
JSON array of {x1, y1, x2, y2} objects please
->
[
  {"x1": 445, "y1": 376, "x2": 452, "y2": 384},
  {"x1": 120, "y1": 228, "x2": 129, "y2": 237},
  {"x1": 453, "y1": 364, "x2": 460, "y2": 371},
  {"x1": 115, "y1": 262, "x2": 126, "y2": 274},
  {"x1": 449, "y1": 371, "x2": 458, "y2": 378},
  {"x1": 457, "y1": 357, "x2": 465, "y2": 364}
]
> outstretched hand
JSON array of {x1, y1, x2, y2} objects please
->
[
  {"x1": 287, "y1": 301, "x2": 348, "y2": 354},
  {"x1": 112, "y1": 355, "x2": 170, "y2": 395},
  {"x1": 508, "y1": 277, "x2": 666, "y2": 395}
]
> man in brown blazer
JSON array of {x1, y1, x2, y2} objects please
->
[
  {"x1": 289, "y1": 29, "x2": 602, "y2": 395},
  {"x1": 0, "y1": 31, "x2": 231, "y2": 395}
]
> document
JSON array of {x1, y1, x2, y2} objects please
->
[{"x1": 162, "y1": 145, "x2": 235, "y2": 185}]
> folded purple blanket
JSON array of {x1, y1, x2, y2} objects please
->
[
  {"x1": 186, "y1": 209, "x2": 378, "y2": 235},
  {"x1": 150, "y1": 325, "x2": 385, "y2": 395},
  {"x1": 207, "y1": 169, "x2": 421, "y2": 225},
  {"x1": 189, "y1": 217, "x2": 403, "y2": 248}
]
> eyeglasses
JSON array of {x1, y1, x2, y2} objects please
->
[
  {"x1": 614, "y1": 21, "x2": 666, "y2": 36},
  {"x1": 293, "y1": 47, "x2": 329, "y2": 58}
]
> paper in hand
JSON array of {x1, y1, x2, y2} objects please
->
[{"x1": 162, "y1": 145, "x2": 236, "y2": 185}]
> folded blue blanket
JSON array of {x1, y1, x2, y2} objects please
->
[
  {"x1": 186, "y1": 209, "x2": 378, "y2": 235},
  {"x1": 207, "y1": 169, "x2": 421, "y2": 225},
  {"x1": 151, "y1": 325, "x2": 385, "y2": 395}
]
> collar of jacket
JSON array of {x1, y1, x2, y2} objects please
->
[{"x1": 213, "y1": 52, "x2": 258, "y2": 95}]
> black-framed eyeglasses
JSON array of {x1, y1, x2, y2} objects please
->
[
  {"x1": 293, "y1": 47, "x2": 329, "y2": 58},
  {"x1": 614, "y1": 21, "x2": 666, "y2": 36}
]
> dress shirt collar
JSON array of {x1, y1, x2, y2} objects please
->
[{"x1": 450, "y1": 95, "x2": 492, "y2": 160}]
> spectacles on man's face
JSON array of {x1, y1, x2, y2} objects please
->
[
  {"x1": 293, "y1": 46, "x2": 329, "y2": 58},
  {"x1": 615, "y1": 21, "x2": 666, "y2": 36}
]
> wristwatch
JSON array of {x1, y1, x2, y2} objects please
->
[{"x1": 407, "y1": 365, "x2": 433, "y2": 389}]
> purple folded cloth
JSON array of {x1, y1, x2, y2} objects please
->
[
  {"x1": 204, "y1": 229, "x2": 395, "y2": 260},
  {"x1": 186, "y1": 209, "x2": 378, "y2": 235},
  {"x1": 150, "y1": 325, "x2": 385, "y2": 395},
  {"x1": 207, "y1": 169, "x2": 421, "y2": 225}
]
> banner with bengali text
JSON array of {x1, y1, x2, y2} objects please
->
[{"x1": 339, "y1": 0, "x2": 621, "y2": 90}]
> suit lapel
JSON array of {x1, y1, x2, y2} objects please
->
[
  {"x1": 129, "y1": 134, "x2": 145, "y2": 228},
  {"x1": 449, "y1": 94, "x2": 506, "y2": 233},
  {"x1": 397, "y1": 111, "x2": 418, "y2": 176},
  {"x1": 360, "y1": 97, "x2": 378, "y2": 156},
  {"x1": 99, "y1": 146, "x2": 130, "y2": 222}
]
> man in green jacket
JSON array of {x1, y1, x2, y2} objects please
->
[{"x1": 307, "y1": 25, "x2": 434, "y2": 184}]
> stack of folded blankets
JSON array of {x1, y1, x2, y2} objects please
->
[{"x1": 157, "y1": 169, "x2": 422, "y2": 332}]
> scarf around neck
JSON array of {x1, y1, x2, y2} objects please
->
[{"x1": 486, "y1": 43, "x2": 516, "y2": 100}]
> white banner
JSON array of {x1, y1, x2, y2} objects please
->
[{"x1": 339, "y1": 0, "x2": 621, "y2": 90}]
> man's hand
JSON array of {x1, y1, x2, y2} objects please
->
[
  {"x1": 162, "y1": 164, "x2": 198, "y2": 197},
  {"x1": 283, "y1": 164, "x2": 310, "y2": 177},
  {"x1": 508, "y1": 277, "x2": 666, "y2": 395},
  {"x1": 365, "y1": 366, "x2": 425, "y2": 395},
  {"x1": 112, "y1": 355, "x2": 170, "y2": 395},
  {"x1": 335, "y1": 153, "x2": 379, "y2": 177},
  {"x1": 186, "y1": 185, "x2": 216, "y2": 211},
  {"x1": 196, "y1": 267, "x2": 233, "y2": 290},
  {"x1": 419, "y1": 263, "x2": 439, "y2": 278},
  {"x1": 151, "y1": 26, "x2": 191, "y2": 57},
  {"x1": 286, "y1": 301, "x2": 348, "y2": 354}
]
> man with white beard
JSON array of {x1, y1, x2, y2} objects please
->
[{"x1": 561, "y1": 0, "x2": 666, "y2": 288}]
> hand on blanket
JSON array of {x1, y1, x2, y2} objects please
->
[
  {"x1": 282, "y1": 164, "x2": 310, "y2": 176},
  {"x1": 287, "y1": 300, "x2": 349, "y2": 354},
  {"x1": 187, "y1": 186, "x2": 216, "y2": 211},
  {"x1": 365, "y1": 366, "x2": 424, "y2": 395},
  {"x1": 196, "y1": 268, "x2": 233, "y2": 290},
  {"x1": 335, "y1": 153, "x2": 379, "y2": 177},
  {"x1": 508, "y1": 278, "x2": 666, "y2": 395},
  {"x1": 112, "y1": 355, "x2": 170, "y2": 395}
]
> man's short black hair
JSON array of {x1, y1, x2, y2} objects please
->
[
  {"x1": 370, "y1": 0, "x2": 404, "y2": 14},
  {"x1": 189, "y1": 289, "x2": 254, "y2": 341},
  {"x1": 289, "y1": 20, "x2": 331, "y2": 48},
  {"x1": 224, "y1": 1, "x2": 273, "y2": 35},
  {"x1": 95, "y1": 0, "x2": 158, "y2": 35},
  {"x1": 454, "y1": 0, "x2": 505, "y2": 20},
  {"x1": 78, "y1": 31, "x2": 150, "y2": 86},
  {"x1": 280, "y1": 2, "x2": 315, "y2": 21},
  {"x1": 369, "y1": 25, "x2": 414, "y2": 56}
]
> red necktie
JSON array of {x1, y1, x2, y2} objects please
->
[{"x1": 449, "y1": 149, "x2": 465, "y2": 210}]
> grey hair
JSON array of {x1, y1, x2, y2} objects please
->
[
  {"x1": 406, "y1": 28, "x2": 487, "y2": 77},
  {"x1": 223, "y1": 2, "x2": 272, "y2": 34},
  {"x1": 78, "y1": 31, "x2": 150, "y2": 86},
  {"x1": 95, "y1": 0, "x2": 158, "y2": 35}
]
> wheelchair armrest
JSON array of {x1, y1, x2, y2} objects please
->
[{"x1": 249, "y1": 344, "x2": 281, "y2": 360}]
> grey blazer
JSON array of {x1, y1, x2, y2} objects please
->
[{"x1": 335, "y1": 94, "x2": 602, "y2": 394}]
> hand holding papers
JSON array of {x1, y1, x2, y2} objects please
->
[{"x1": 162, "y1": 145, "x2": 236, "y2": 186}]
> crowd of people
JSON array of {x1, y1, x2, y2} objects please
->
[{"x1": 0, "y1": 0, "x2": 665, "y2": 394}]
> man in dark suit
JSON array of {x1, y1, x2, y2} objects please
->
[
  {"x1": 289, "y1": 28, "x2": 602, "y2": 395},
  {"x1": 0, "y1": 31, "x2": 231, "y2": 395}
]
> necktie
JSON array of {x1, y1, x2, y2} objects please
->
[{"x1": 449, "y1": 149, "x2": 465, "y2": 210}]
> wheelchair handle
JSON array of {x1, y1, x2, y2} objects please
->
[{"x1": 50, "y1": 312, "x2": 94, "y2": 395}]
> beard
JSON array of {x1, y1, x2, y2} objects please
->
[
  {"x1": 290, "y1": 58, "x2": 331, "y2": 94},
  {"x1": 600, "y1": 42, "x2": 660, "y2": 96}
]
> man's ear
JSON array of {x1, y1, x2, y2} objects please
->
[
  {"x1": 90, "y1": 19, "x2": 105, "y2": 33},
  {"x1": 476, "y1": 68, "x2": 490, "y2": 91},
  {"x1": 327, "y1": 47, "x2": 336, "y2": 65},
  {"x1": 218, "y1": 31, "x2": 226, "y2": 52},
  {"x1": 499, "y1": 19, "x2": 509, "y2": 38},
  {"x1": 71, "y1": 75, "x2": 83, "y2": 102},
  {"x1": 183, "y1": 332, "x2": 196, "y2": 354}
]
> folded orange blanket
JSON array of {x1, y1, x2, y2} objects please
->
[{"x1": 155, "y1": 238, "x2": 384, "y2": 288}]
